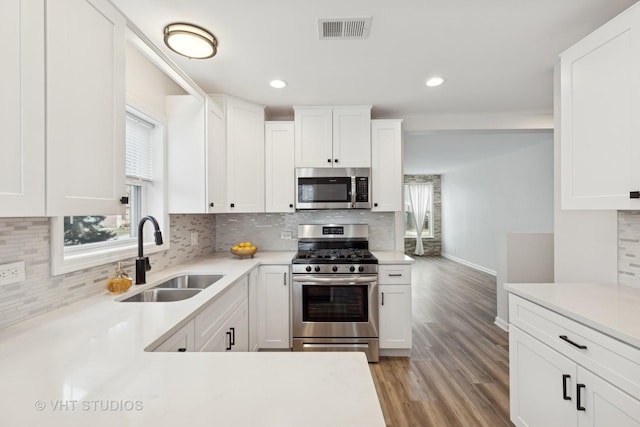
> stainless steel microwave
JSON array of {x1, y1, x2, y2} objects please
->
[{"x1": 295, "y1": 168, "x2": 371, "y2": 210}]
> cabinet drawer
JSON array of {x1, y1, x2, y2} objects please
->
[
  {"x1": 378, "y1": 265, "x2": 411, "y2": 284},
  {"x1": 509, "y1": 293, "x2": 640, "y2": 398},
  {"x1": 194, "y1": 277, "x2": 247, "y2": 350}
]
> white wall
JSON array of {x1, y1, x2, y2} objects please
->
[
  {"x1": 441, "y1": 136, "x2": 554, "y2": 273},
  {"x1": 125, "y1": 43, "x2": 186, "y2": 115}
]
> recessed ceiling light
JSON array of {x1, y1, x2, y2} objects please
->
[
  {"x1": 270, "y1": 79, "x2": 287, "y2": 89},
  {"x1": 425, "y1": 77, "x2": 444, "y2": 87},
  {"x1": 163, "y1": 23, "x2": 217, "y2": 59}
]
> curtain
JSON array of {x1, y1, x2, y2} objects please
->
[{"x1": 408, "y1": 184, "x2": 431, "y2": 256}]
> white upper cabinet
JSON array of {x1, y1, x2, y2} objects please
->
[
  {"x1": 215, "y1": 95, "x2": 265, "y2": 212},
  {"x1": 46, "y1": 0, "x2": 127, "y2": 216},
  {"x1": 206, "y1": 98, "x2": 227, "y2": 213},
  {"x1": 167, "y1": 95, "x2": 207, "y2": 214},
  {"x1": 294, "y1": 106, "x2": 371, "y2": 168},
  {"x1": 0, "y1": 0, "x2": 45, "y2": 217},
  {"x1": 560, "y1": 3, "x2": 640, "y2": 210},
  {"x1": 371, "y1": 119, "x2": 403, "y2": 212},
  {"x1": 265, "y1": 122, "x2": 295, "y2": 213}
]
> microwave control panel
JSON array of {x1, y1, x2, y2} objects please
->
[{"x1": 355, "y1": 177, "x2": 369, "y2": 202}]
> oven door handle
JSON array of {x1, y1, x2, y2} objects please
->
[{"x1": 292, "y1": 275, "x2": 377, "y2": 284}]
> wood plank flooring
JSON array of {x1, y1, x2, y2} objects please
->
[{"x1": 370, "y1": 256, "x2": 511, "y2": 427}]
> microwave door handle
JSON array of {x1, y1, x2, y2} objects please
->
[{"x1": 351, "y1": 175, "x2": 356, "y2": 208}]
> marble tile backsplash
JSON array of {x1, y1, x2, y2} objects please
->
[
  {"x1": 618, "y1": 211, "x2": 640, "y2": 287},
  {"x1": 214, "y1": 211, "x2": 396, "y2": 252},
  {"x1": 0, "y1": 214, "x2": 215, "y2": 329}
]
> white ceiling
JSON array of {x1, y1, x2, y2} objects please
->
[{"x1": 112, "y1": 0, "x2": 638, "y2": 132}]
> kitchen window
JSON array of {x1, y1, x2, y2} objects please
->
[{"x1": 51, "y1": 104, "x2": 168, "y2": 275}]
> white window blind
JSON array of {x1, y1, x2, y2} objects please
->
[{"x1": 126, "y1": 112, "x2": 154, "y2": 181}]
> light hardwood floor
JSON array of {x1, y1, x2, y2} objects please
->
[{"x1": 370, "y1": 256, "x2": 511, "y2": 427}]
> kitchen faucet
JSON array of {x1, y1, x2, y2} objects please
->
[{"x1": 135, "y1": 215, "x2": 164, "y2": 284}]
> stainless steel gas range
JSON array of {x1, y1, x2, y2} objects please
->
[{"x1": 291, "y1": 224, "x2": 379, "y2": 362}]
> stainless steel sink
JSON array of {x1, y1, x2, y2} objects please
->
[
  {"x1": 120, "y1": 288, "x2": 202, "y2": 302},
  {"x1": 152, "y1": 274, "x2": 225, "y2": 290}
]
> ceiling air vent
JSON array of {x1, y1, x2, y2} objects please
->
[{"x1": 318, "y1": 17, "x2": 372, "y2": 40}]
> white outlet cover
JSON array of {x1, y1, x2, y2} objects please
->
[
  {"x1": 0, "y1": 261, "x2": 26, "y2": 286},
  {"x1": 190, "y1": 232, "x2": 199, "y2": 246}
]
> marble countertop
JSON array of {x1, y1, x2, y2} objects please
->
[
  {"x1": 505, "y1": 282, "x2": 640, "y2": 349},
  {"x1": 0, "y1": 251, "x2": 387, "y2": 427}
]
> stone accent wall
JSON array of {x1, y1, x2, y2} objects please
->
[
  {"x1": 403, "y1": 175, "x2": 442, "y2": 256},
  {"x1": 0, "y1": 214, "x2": 215, "y2": 329},
  {"x1": 618, "y1": 211, "x2": 640, "y2": 287}
]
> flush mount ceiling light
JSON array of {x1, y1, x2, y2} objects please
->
[
  {"x1": 270, "y1": 79, "x2": 287, "y2": 89},
  {"x1": 425, "y1": 76, "x2": 444, "y2": 87},
  {"x1": 163, "y1": 23, "x2": 217, "y2": 59}
]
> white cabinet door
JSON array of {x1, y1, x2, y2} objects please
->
[
  {"x1": 510, "y1": 325, "x2": 577, "y2": 427},
  {"x1": 0, "y1": 0, "x2": 45, "y2": 217},
  {"x1": 248, "y1": 268, "x2": 259, "y2": 352},
  {"x1": 206, "y1": 97, "x2": 227, "y2": 213},
  {"x1": 294, "y1": 107, "x2": 333, "y2": 168},
  {"x1": 294, "y1": 106, "x2": 371, "y2": 168},
  {"x1": 167, "y1": 95, "x2": 206, "y2": 213},
  {"x1": 225, "y1": 97, "x2": 265, "y2": 212},
  {"x1": 379, "y1": 284, "x2": 412, "y2": 349},
  {"x1": 578, "y1": 367, "x2": 640, "y2": 427},
  {"x1": 199, "y1": 300, "x2": 248, "y2": 352},
  {"x1": 265, "y1": 122, "x2": 295, "y2": 212},
  {"x1": 154, "y1": 320, "x2": 195, "y2": 352},
  {"x1": 332, "y1": 107, "x2": 371, "y2": 168},
  {"x1": 258, "y1": 265, "x2": 290, "y2": 349},
  {"x1": 371, "y1": 119, "x2": 403, "y2": 212},
  {"x1": 167, "y1": 95, "x2": 226, "y2": 213},
  {"x1": 228, "y1": 299, "x2": 249, "y2": 352},
  {"x1": 46, "y1": 0, "x2": 126, "y2": 216},
  {"x1": 560, "y1": 4, "x2": 640, "y2": 210}
]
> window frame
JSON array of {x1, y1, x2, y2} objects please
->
[
  {"x1": 403, "y1": 183, "x2": 434, "y2": 239},
  {"x1": 50, "y1": 100, "x2": 169, "y2": 276}
]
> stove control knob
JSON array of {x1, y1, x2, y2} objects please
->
[
  {"x1": 314, "y1": 266, "x2": 321, "y2": 272},
  {"x1": 358, "y1": 266, "x2": 364, "y2": 272},
  {"x1": 349, "y1": 266, "x2": 356, "y2": 272},
  {"x1": 306, "y1": 266, "x2": 312, "y2": 272},
  {"x1": 332, "y1": 266, "x2": 338, "y2": 272}
]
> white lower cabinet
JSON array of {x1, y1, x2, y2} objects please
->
[
  {"x1": 248, "y1": 268, "x2": 259, "y2": 352},
  {"x1": 194, "y1": 275, "x2": 248, "y2": 352},
  {"x1": 199, "y1": 300, "x2": 248, "y2": 352},
  {"x1": 378, "y1": 264, "x2": 412, "y2": 355},
  {"x1": 153, "y1": 319, "x2": 195, "y2": 352},
  {"x1": 257, "y1": 265, "x2": 290, "y2": 349},
  {"x1": 509, "y1": 294, "x2": 640, "y2": 427}
]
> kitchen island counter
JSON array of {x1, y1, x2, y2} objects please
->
[{"x1": 0, "y1": 251, "x2": 385, "y2": 427}]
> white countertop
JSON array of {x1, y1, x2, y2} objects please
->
[
  {"x1": 505, "y1": 282, "x2": 640, "y2": 349},
  {"x1": 372, "y1": 251, "x2": 414, "y2": 264},
  {"x1": 0, "y1": 251, "x2": 386, "y2": 427}
]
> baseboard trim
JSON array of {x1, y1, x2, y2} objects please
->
[
  {"x1": 441, "y1": 253, "x2": 497, "y2": 276},
  {"x1": 494, "y1": 317, "x2": 509, "y2": 332},
  {"x1": 379, "y1": 348, "x2": 411, "y2": 357}
]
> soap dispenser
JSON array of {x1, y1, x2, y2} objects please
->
[{"x1": 106, "y1": 262, "x2": 133, "y2": 295}]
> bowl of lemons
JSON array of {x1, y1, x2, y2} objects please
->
[{"x1": 230, "y1": 241, "x2": 257, "y2": 259}]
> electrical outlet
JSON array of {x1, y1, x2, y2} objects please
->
[
  {"x1": 280, "y1": 231, "x2": 292, "y2": 240},
  {"x1": 190, "y1": 232, "x2": 199, "y2": 246},
  {"x1": 0, "y1": 261, "x2": 26, "y2": 286}
]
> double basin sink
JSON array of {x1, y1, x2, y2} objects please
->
[{"x1": 120, "y1": 274, "x2": 224, "y2": 303}]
